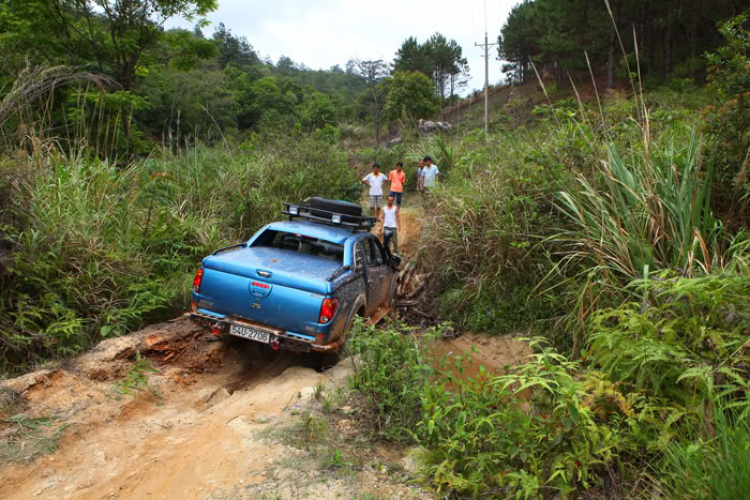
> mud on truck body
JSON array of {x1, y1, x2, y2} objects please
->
[{"x1": 189, "y1": 198, "x2": 401, "y2": 354}]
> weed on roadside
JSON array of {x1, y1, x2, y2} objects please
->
[
  {"x1": 0, "y1": 413, "x2": 69, "y2": 463},
  {"x1": 257, "y1": 380, "x2": 407, "y2": 483},
  {"x1": 110, "y1": 352, "x2": 160, "y2": 399}
]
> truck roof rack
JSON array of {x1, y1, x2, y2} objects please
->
[{"x1": 283, "y1": 202, "x2": 375, "y2": 231}]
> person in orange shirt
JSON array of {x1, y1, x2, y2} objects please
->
[{"x1": 388, "y1": 162, "x2": 406, "y2": 209}]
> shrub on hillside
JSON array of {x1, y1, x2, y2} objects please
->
[
  {"x1": 705, "y1": 11, "x2": 750, "y2": 185},
  {"x1": 347, "y1": 320, "x2": 439, "y2": 441}
]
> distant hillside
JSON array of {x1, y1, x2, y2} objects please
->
[
  {"x1": 437, "y1": 76, "x2": 630, "y2": 132},
  {"x1": 436, "y1": 81, "x2": 562, "y2": 132}
]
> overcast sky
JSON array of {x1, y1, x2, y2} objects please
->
[{"x1": 166, "y1": 0, "x2": 517, "y2": 95}]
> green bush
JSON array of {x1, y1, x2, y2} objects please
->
[
  {"x1": 418, "y1": 341, "x2": 641, "y2": 498},
  {"x1": 347, "y1": 320, "x2": 439, "y2": 441},
  {"x1": 704, "y1": 11, "x2": 750, "y2": 185},
  {"x1": 348, "y1": 323, "x2": 646, "y2": 498},
  {"x1": 357, "y1": 144, "x2": 407, "y2": 172},
  {"x1": 587, "y1": 274, "x2": 750, "y2": 421}
]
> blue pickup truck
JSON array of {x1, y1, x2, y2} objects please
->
[{"x1": 189, "y1": 198, "x2": 400, "y2": 354}]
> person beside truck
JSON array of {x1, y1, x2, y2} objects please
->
[
  {"x1": 379, "y1": 195, "x2": 400, "y2": 255},
  {"x1": 416, "y1": 159, "x2": 425, "y2": 197}
]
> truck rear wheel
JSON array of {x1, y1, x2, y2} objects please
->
[{"x1": 313, "y1": 351, "x2": 340, "y2": 372}]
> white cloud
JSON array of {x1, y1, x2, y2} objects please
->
[{"x1": 166, "y1": 0, "x2": 517, "y2": 94}]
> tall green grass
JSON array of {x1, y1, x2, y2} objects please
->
[
  {"x1": 0, "y1": 135, "x2": 359, "y2": 375},
  {"x1": 403, "y1": 88, "x2": 750, "y2": 495},
  {"x1": 663, "y1": 404, "x2": 750, "y2": 500},
  {"x1": 417, "y1": 123, "x2": 578, "y2": 332},
  {"x1": 555, "y1": 128, "x2": 724, "y2": 281}
]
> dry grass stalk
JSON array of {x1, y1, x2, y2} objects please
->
[
  {"x1": 603, "y1": 0, "x2": 642, "y2": 124},
  {"x1": 529, "y1": 59, "x2": 561, "y2": 128},
  {"x1": 0, "y1": 63, "x2": 113, "y2": 133},
  {"x1": 584, "y1": 51, "x2": 605, "y2": 129}
]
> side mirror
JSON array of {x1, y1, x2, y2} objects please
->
[{"x1": 390, "y1": 255, "x2": 402, "y2": 267}]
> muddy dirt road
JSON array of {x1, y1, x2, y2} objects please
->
[
  {"x1": 0, "y1": 322, "x2": 527, "y2": 500},
  {"x1": 0, "y1": 320, "x2": 427, "y2": 499}
]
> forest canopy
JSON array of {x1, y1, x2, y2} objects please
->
[
  {"x1": 0, "y1": 0, "x2": 474, "y2": 153},
  {"x1": 498, "y1": 0, "x2": 750, "y2": 87}
]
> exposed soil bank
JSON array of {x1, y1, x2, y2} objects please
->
[
  {"x1": 0, "y1": 320, "x2": 426, "y2": 499},
  {"x1": 430, "y1": 332, "x2": 530, "y2": 380}
]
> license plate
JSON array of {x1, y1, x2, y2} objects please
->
[{"x1": 229, "y1": 324, "x2": 271, "y2": 344}]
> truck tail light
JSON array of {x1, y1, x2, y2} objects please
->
[
  {"x1": 193, "y1": 267, "x2": 204, "y2": 293},
  {"x1": 318, "y1": 298, "x2": 338, "y2": 324}
]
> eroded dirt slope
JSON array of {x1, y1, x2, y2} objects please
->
[{"x1": 0, "y1": 320, "x2": 426, "y2": 499}]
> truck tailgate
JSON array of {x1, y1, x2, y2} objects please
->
[
  {"x1": 203, "y1": 247, "x2": 338, "y2": 295},
  {"x1": 196, "y1": 247, "x2": 341, "y2": 335}
]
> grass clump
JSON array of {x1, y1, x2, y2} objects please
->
[
  {"x1": 555, "y1": 128, "x2": 726, "y2": 282},
  {"x1": 662, "y1": 404, "x2": 750, "y2": 500},
  {"x1": 347, "y1": 319, "x2": 440, "y2": 441},
  {"x1": 418, "y1": 127, "x2": 566, "y2": 333}
]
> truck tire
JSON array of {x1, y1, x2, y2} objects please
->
[
  {"x1": 307, "y1": 197, "x2": 362, "y2": 216},
  {"x1": 313, "y1": 351, "x2": 341, "y2": 373}
]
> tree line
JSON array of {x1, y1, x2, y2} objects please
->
[
  {"x1": 498, "y1": 0, "x2": 750, "y2": 88},
  {"x1": 0, "y1": 0, "x2": 471, "y2": 153}
]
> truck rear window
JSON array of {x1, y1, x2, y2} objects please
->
[{"x1": 251, "y1": 230, "x2": 344, "y2": 263}]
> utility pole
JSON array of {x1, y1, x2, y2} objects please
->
[{"x1": 475, "y1": 32, "x2": 497, "y2": 132}]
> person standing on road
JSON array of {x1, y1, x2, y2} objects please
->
[
  {"x1": 422, "y1": 156, "x2": 440, "y2": 192},
  {"x1": 362, "y1": 163, "x2": 386, "y2": 219},
  {"x1": 388, "y1": 162, "x2": 406, "y2": 209},
  {"x1": 380, "y1": 195, "x2": 400, "y2": 255}
]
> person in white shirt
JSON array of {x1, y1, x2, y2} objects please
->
[
  {"x1": 380, "y1": 196, "x2": 400, "y2": 254},
  {"x1": 421, "y1": 156, "x2": 440, "y2": 190},
  {"x1": 362, "y1": 163, "x2": 387, "y2": 218}
]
